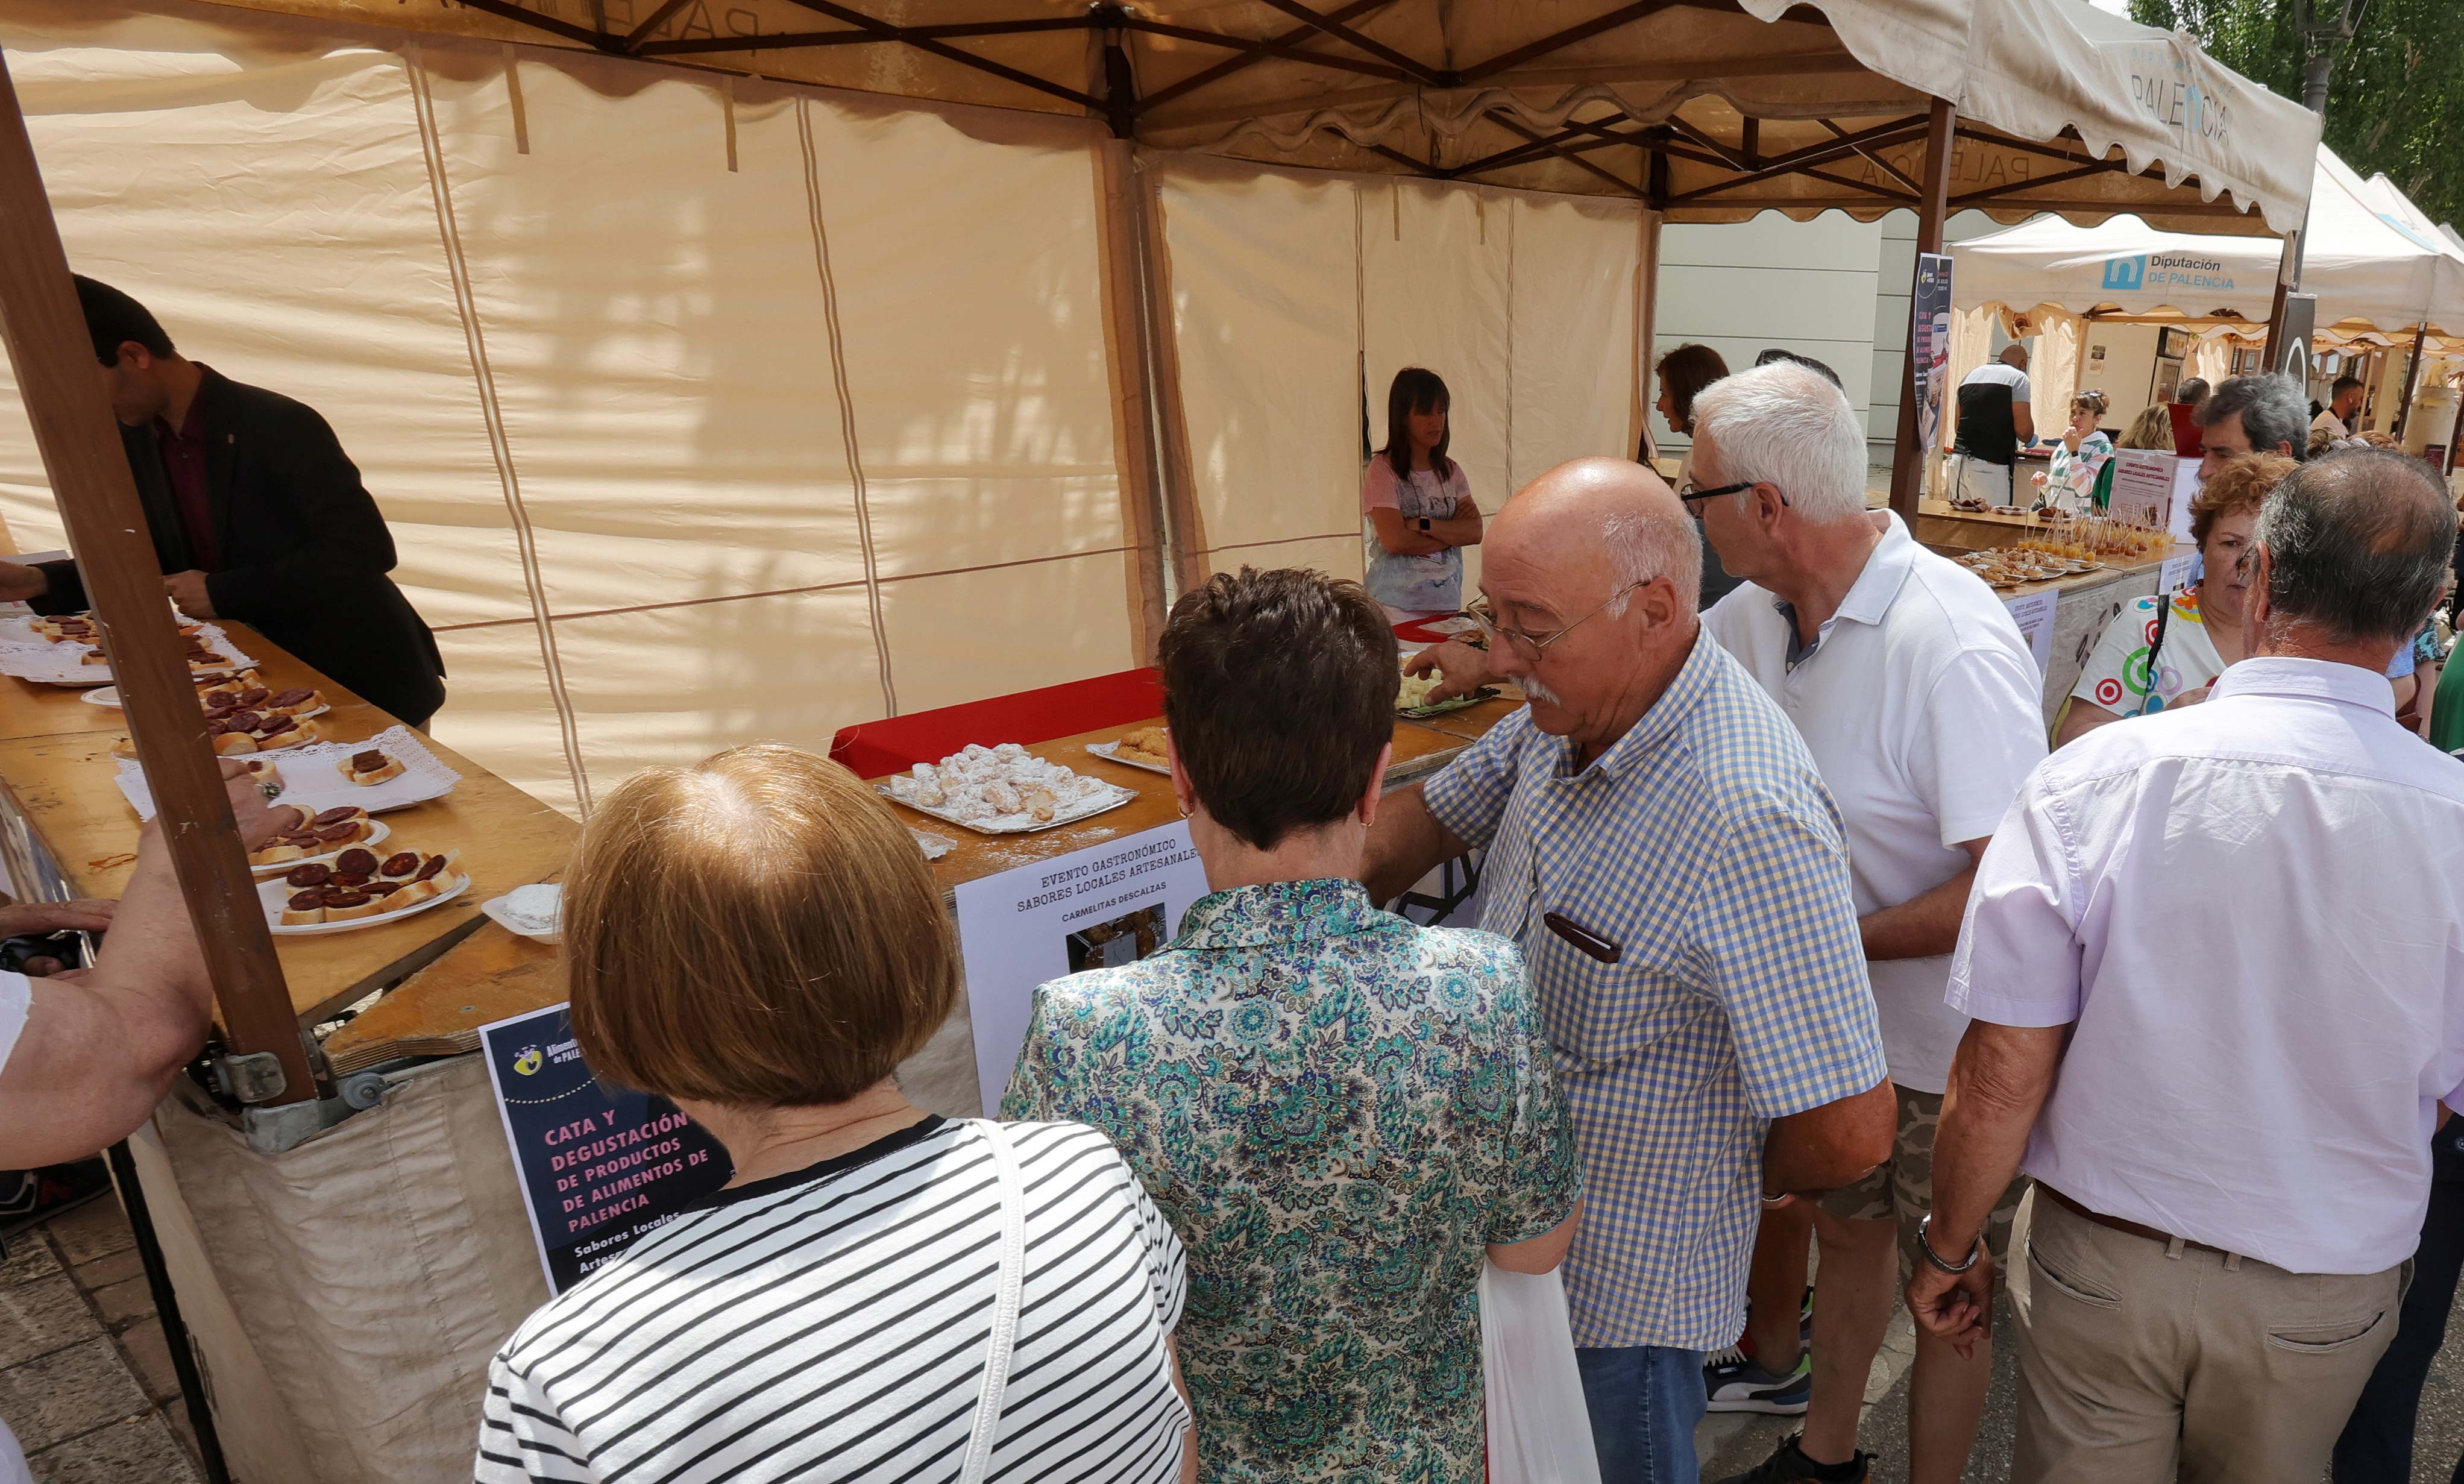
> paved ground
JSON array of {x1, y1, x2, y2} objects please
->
[
  {"x1": 10, "y1": 1183, "x2": 2464, "y2": 1482},
  {"x1": 0, "y1": 1192, "x2": 200, "y2": 1484}
]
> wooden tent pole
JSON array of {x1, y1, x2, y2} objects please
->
[
  {"x1": 2393, "y1": 321, "x2": 2429, "y2": 441},
  {"x1": 1888, "y1": 98, "x2": 1956, "y2": 520},
  {"x1": 0, "y1": 50, "x2": 315, "y2": 1106},
  {"x1": 1093, "y1": 137, "x2": 1172, "y2": 661}
]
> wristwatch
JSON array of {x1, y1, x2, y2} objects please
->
[
  {"x1": 1417, "y1": 517, "x2": 1431, "y2": 532},
  {"x1": 1916, "y1": 1214, "x2": 1983, "y2": 1274}
]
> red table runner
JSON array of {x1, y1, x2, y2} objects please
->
[{"x1": 829, "y1": 668, "x2": 1164, "y2": 778}]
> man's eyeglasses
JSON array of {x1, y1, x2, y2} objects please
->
[
  {"x1": 1674, "y1": 478, "x2": 1787, "y2": 510},
  {"x1": 1466, "y1": 582, "x2": 1645, "y2": 659}
]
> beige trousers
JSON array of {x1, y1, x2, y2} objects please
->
[{"x1": 2011, "y1": 1190, "x2": 2404, "y2": 1484}]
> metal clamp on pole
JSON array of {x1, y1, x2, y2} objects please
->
[{"x1": 210, "y1": 1051, "x2": 289, "y2": 1105}]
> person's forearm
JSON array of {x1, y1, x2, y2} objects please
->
[
  {"x1": 1427, "y1": 511, "x2": 1483, "y2": 547},
  {"x1": 93, "y1": 831, "x2": 213, "y2": 1031},
  {"x1": 1927, "y1": 1022, "x2": 2066, "y2": 1254},
  {"x1": 1360, "y1": 784, "x2": 1462, "y2": 904},
  {"x1": 1859, "y1": 867, "x2": 1977, "y2": 961},
  {"x1": 2054, "y1": 700, "x2": 2120, "y2": 747},
  {"x1": 1762, "y1": 1077, "x2": 1895, "y2": 1193}
]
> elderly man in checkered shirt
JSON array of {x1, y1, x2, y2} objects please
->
[{"x1": 1368, "y1": 457, "x2": 1893, "y2": 1484}]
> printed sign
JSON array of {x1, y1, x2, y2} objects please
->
[
  {"x1": 480, "y1": 1003, "x2": 734, "y2": 1295},
  {"x1": 1911, "y1": 253, "x2": 1953, "y2": 457},
  {"x1": 2004, "y1": 589, "x2": 2059, "y2": 678},
  {"x1": 2099, "y1": 252, "x2": 2237, "y2": 297},
  {"x1": 2160, "y1": 553, "x2": 2197, "y2": 597},
  {"x1": 2108, "y1": 450, "x2": 2183, "y2": 530},
  {"x1": 954, "y1": 820, "x2": 1213, "y2": 1114}
]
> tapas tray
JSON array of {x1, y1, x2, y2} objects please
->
[
  {"x1": 250, "y1": 819, "x2": 391, "y2": 877},
  {"x1": 1086, "y1": 740, "x2": 1171, "y2": 776},
  {"x1": 1399, "y1": 686, "x2": 1500, "y2": 719},
  {"x1": 258, "y1": 872, "x2": 471, "y2": 936},
  {"x1": 118, "y1": 725, "x2": 461, "y2": 820},
  {"x1": 879, "y1": 779, "x2": 1137, "y2": 835}
]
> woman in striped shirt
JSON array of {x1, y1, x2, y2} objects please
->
[{"x1": 473, "y1": 744, "x2": 1195, "y2": 1484}]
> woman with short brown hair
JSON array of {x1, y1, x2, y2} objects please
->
[
  {"x1": 1005, "y1": 567, "x2": 1581, "y2": 1484},
  {"x1": 475, "y1": 745, "x2": 1196, "y2": 1484}
]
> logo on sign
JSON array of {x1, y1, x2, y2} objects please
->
[
  {"x1": 2102, "y1": 256, "x2": 2147, "y2": 292},
  {"x1": 514, "y1": 1046, "x2": 542, "y2": 1076}
]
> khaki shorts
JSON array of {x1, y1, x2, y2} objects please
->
[{"x1": 1817, "y1": 1084, "x2": 2029, "y2": 1286}]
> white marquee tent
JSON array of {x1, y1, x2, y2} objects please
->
[
  {"x1": 1951, "y1": 145, "x2": 2464, "y2": 336},
  {"x1": 0, "y1": 0, "x2": 2319, "y2": 823}
]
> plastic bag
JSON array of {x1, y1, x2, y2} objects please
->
[{"x1": 1481, "y1": 1262, "x2": 1603, "y2": 1484}]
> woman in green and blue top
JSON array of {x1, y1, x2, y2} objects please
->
[
  {"x1": 1005, "y1": 567, "x2": 1581, "y2": 1484},
  {"x1": 2032, "y1": 389, "x2": 2114, "y2": 513},
  {"x1": 2057, "y1": 451, "x2": 2283, "y2": 744},
  {"x1": 1362, "y1": 367, "x2": 1483, "y2": 621}
]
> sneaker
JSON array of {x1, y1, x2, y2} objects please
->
[
  {"x1": 1711, "y1": 1434, "x2": 1872, "y2": 1484},
  {"x1": 1703, "y1": 1350, "x2": 1811, "y2": 1413},
  {"x1": 0, "y1": 1159, "x2": 112, "y2": 1246}
]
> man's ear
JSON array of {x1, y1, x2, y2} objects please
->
[
  {"x1": 112, "y1": 341, "x2": 154, "y2": 373},
  {"x1": 1636, "y1": 574, "x2": 1683, "y2": 631}
]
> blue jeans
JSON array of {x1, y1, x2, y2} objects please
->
[{"x1": 1576, "y1": 1344, "x2": 1707, "y2": 1484}]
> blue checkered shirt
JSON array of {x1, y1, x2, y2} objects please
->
[{"x1": 1424, "y1": 627, "x2": 1887, "y2": 1350}]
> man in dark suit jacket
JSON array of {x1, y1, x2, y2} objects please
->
[{"x1": 0, "y1": 278, "x2": 444, "y2": 728}]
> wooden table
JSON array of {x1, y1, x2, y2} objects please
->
[
  {"x1": 325, "y1": 699, "x2": 1530, "y2": 1074},
  {"x1": 0, "y1": 621, "x2": 575, "y2": 1031}
]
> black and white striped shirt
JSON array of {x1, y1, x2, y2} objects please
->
[{"x1": 474, "y1": 1118, "x2": 1189, "y2": 1483}]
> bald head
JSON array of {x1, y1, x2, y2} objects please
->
[
  {"x1": 1491, "y1": 458, "x2": 1701, "y2": 616},
  {"x1": 1998, "y1": 344, "x2": 2028, "y2": 369},
  {"x1": 2254, "y1": 447, "x2": 2457, "y2": 647}
]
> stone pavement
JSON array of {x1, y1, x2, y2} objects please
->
[{"x1": 0, "y1": 1192, "x2": 200, "y2": 1484}]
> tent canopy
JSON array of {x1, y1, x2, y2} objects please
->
[
  {"x1": 1951, "y1": 145, "x2": 2464, "y2": 334},
  {"x1": 216, "y1": 0, "x2": 2319, "y2": 233}
]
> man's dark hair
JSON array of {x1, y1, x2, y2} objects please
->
[
  {"x1": 2176, "y1": 377, "x2": 2211, "y2": 407},
  {"x1": 2196, "y1": 374, "x2": 2309, "y2": 461},
  {"x1": 2254, "y1": 448, "x2": 2457, "y2": 647},
  {"x1": 1753, "y1": 347, "x2": 1843, "y2": 388},
  {"x1": 2331, "y1": 374, "x2": 2366, "y2": 398},
  {"x1": 73, "y1": 275, "x2": 173, "y2": 365},
  {"x1": 1158, "y1": 567, "x2": 1398, "y2": 852}
]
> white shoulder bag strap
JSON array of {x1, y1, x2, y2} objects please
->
[{"x1": 958, "y1": 1120, "x2": 1027, "y2": 1484}]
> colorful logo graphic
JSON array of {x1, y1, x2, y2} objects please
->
[
  {"x1": 2102, "y1": 256, "x2": 2147, "y2": 292},
  {"x1": 514, "y1": 1046, "x2": 543, "y2": 1077}
]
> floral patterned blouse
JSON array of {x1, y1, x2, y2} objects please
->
[{"x1": 1002, "y1": 879, "x2": 1581, "y2": 1484}]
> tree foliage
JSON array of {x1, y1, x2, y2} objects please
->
[{"x1": 2131, "y1": 0, "x2": 2464, "y2": 228}]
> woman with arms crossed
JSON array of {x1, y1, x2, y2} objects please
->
[{"x1": 1363, "y1": 367, "x2": 1482, "y2": 623}]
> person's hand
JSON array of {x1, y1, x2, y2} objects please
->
[
  {"x1": 0, "y1": 898, "x2": 115, "y2": 940},
  {"x1": 0, "y1": 560, "x2": 49, "y2": 603},
  {"x1": 1906, "y1": 1246, "x2": 1995, "y2": 1360},
  {"x1": 163, "y1": 570, "x2": 216, "y2": 619},
  {"x1": 219, "y1": 758, "x2": 301, "y2": 849},
  {"x1": 2030, "y1": 471, "x2": 2048, "y2": 489},
  {"x1": 1405, "y1": 639, "x2": 1497, "y2": 702}
]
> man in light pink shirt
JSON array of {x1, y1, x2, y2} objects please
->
[{"x1": 1909, "y1": 448, "x2": 2464, "y2": 1484}]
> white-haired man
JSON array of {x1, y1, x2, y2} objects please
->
[
  {"x1": 1680, "y1": 361, "x2": 2048, "y2": 1484},
  {"x1": 1912, "y1": 449, "x2": 2464, "y2": 1484},
  {"x1": 1366, "y1": 458, "x2": 1894, "y2": 1484}
]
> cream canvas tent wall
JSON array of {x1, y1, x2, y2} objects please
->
[{"x1": 0, "y1": 0, "x2": 2321, "y2": 825}]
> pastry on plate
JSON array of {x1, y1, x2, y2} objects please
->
[
  {"x1": 1114, "y1": 726, "x2": 1169, "y2": 766},
  {"x1": 338, "y1": 749, "x2": 405, "y2": 786}
]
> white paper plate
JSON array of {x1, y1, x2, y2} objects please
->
[
  {"x1": 0, "y1": 621, "x2": 254, "y2": 686},
  {"x1": 480, "y1": 890, "x2": 561, "y2": 943},
  {"x1": 910, "y1": 828, "x2": 954, "y2": 861},
  {"x1": 878, "y1": 778, "x2": 1137, "y2": 835},
  {"x1": 1084, "y1": 740, "x2": 1171, "y2": 776},
  {"x1": 249, "y1": 818, "x2": 390, "y2": 877},
  {"x1": 260, "y1": 871, "x2": 470, "y2": 935},
  {"x1": 85, "y1": 685, "x2": 330, "y2": 725},
  {"x1": 118, "y1": 724, "x2": 462, "y2": 821}
]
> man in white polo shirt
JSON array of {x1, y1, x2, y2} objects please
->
[
  {"x1": 0, "y1": 762, "x2": 289, "y2": 1482},
  {"x1": 1683, "y1": 359, "x2": 2048, "y2": 1484},
  {"x1": 1911, "y1": 448, "x2": 2464, "y2": 1484}
]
